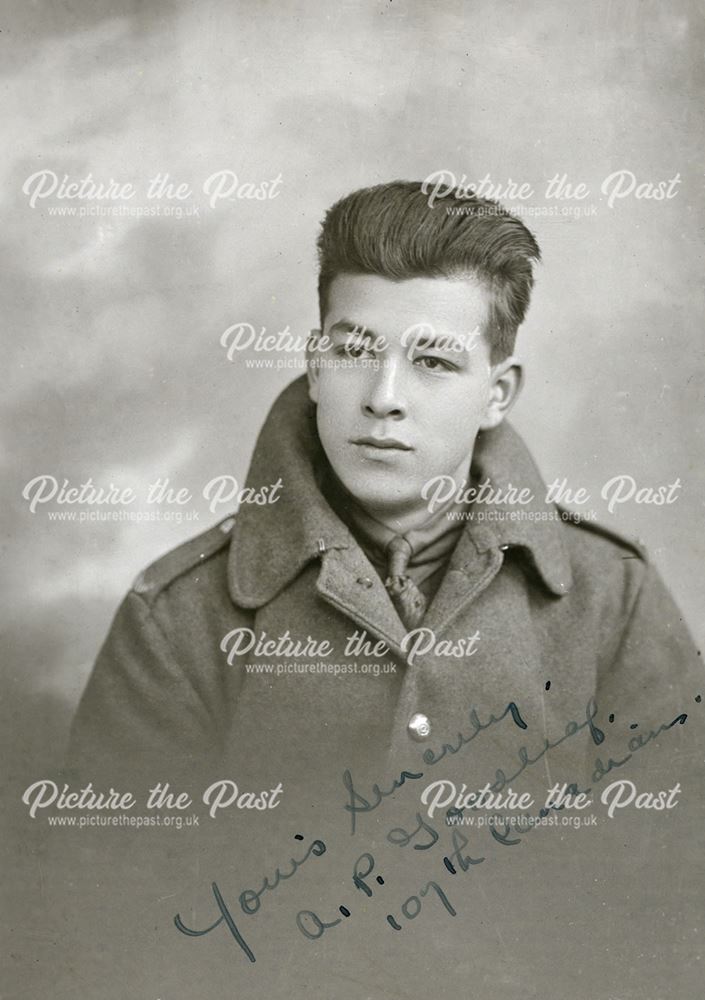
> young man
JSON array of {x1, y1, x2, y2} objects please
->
[
  {"x1": 63, "y1": 180, "x2": 703, "y2": 994},
  {"x1": 68, "y1": 181, "x2": 700, "y2": 789}
]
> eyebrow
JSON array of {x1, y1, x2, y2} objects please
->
[
  {"x1": 328, "y1": 319, "x2": 475, "y2": 354},
  {"x1": 410, "y1": 333, "x2": 466, "y2": 352},
  {"x1": 328, "y1": 319, "x2": 378, "y2": 339},
  {"x1": 404, "y1": 325, "x2": 480, "y2": 355}
]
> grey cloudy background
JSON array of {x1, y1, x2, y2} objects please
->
[{"x1": 2, "y1": 0, "x2": 703, "y2": 782}]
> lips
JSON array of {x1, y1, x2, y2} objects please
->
[{"x1": 352, "y1": 436, "x2": 412, "y2": 451}]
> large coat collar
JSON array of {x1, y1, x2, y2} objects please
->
[{"x1": 228, "y1": 376, "x2": 573, "y2": 609}]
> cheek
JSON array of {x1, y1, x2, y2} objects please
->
[
  {"x1": 319, "y1": 375, "x2": 360, "y2": 417},
  {"x1": 426, "y1": 382, "x2": 488, "y2": 437},
  {"x1": 316, "y1": 378, "x2": 355, "y2": 441}
]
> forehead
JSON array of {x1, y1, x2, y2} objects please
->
[{"x1": 323, "y1": 273, "x2": 490, "y2": 338}]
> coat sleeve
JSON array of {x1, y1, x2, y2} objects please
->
[
  {"x1": 66, "y1": 590, "x2": 221, "y2": 786},
  {"x1": 595, "y1": 559, "x2": 705, "y2": 777}
]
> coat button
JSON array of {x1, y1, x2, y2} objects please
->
[
  {"x1": 356, "y1": 576, "x2": 374, "y2": 589},
  {"x1": 407, "y1": 712, "x2": 431, "y2": 741}
]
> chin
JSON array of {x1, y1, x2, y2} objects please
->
[{"x1": 339, "y1": 477, "x2": 414, "y2": 513}]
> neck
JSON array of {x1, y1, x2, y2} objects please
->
[{"x1": 356, "y1": 497, "x2": 449, "y2": 536}]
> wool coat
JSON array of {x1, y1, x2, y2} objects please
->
[
  {"x1": 68, "y1": 375, "x2": 700, "y2": 787},
  {"x1": 61, "y1": 376, "x2": 704, "y2": 998}
]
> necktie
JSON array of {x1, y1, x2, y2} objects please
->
[{"x1": 385, "y1": 535, "x2": 427, "y2": 629}]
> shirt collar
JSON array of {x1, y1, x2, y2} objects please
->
[
  {"x1": 320, "y1": 464, "x2": 468, "y2": 576},
  {"x1": 228, "y1": 376, "x2": 572, "y2": 607}
]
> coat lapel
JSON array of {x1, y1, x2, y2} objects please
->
[
  {"x1": 316, "y1": 545, "x2": 409, "y2": 655},
  {"x1": 421, "y1": 528, "x2": 504, "y2": 637}
]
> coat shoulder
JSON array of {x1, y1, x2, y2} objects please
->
[
  {"x1": 557, "y1": 506, "x2": 649, "y2": 564},
  {"x1": 129, "y1": 516, "x2": 235, "y2": 606}
]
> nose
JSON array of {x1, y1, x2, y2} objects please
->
[{"x1": 361, "y1": 359, "x2": 407, "y2": 420}]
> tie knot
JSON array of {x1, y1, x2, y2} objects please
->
[{"x1": 386, "y1": 535, "x2": 413, "y2": 578}]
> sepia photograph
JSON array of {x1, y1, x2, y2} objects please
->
[{"x1": 3, "y1": 2, "x2": 704, "y2": 998}]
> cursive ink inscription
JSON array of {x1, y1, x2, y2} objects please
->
[
  {"x1": 342, "y1": 698, "x2": 530, "y2": 836},
  {"x1": 342, "y1": 768, "x2": 424, "y2": 836},
  {"x1": 174, "y1": 835, "x2": 327, "y2": 962},
  {"x1": 422, "y1": 699, "x2": 531, "y2": 767},
  {"x1": 173, "y1": 692, "x2": 698, "y2": 965},
  {"x1": 174, "y1": 881, "x2": 256, "y2": 963}
]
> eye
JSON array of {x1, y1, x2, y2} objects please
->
[
  {"x1": 415, "y1": 355, "x2": 457, "y2": 372},
  {"x1": 339, "y1": 340, "x2": 374, "y2": 359}
]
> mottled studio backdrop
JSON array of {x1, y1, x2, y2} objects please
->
[{"x1": 2, "y1": 0, "x2": 703, "y2": 784}]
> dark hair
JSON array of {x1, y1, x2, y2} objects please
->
[{"x1": 317, "y1": 180, "x2": 541, "y2": 361}]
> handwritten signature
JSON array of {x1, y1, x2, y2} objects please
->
[{"x1": 173, "y1": 692, "x2": 695, "y2": 962}]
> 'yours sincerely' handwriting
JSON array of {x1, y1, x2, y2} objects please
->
[{"x1": 174, "y1": 692, "x2": 693, "y2": 963}]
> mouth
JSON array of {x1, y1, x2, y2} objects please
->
[{"x1": 351, "y1": 436, "x2": 413, "y2": 452}]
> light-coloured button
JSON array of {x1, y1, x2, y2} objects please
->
[
  {"x1": 356, "y1": 576, "x2": 374, "y2": 589},
  {"x1": 407, "y1": 712, "x2": 431, "y2": 741}
]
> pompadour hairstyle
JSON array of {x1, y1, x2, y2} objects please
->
[{"x1": 317, "y1": 180, "x2": 541, "y2": 361}]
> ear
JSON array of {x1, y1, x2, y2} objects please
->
[
  {"x1": 480, "y1": 355, "x2": 523, "y2": 430},
  {"x1": 306, "y1": 328, "x2": 322, "y2": 403}
]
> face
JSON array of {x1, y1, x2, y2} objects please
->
[{"x1": 307, "y1": 273, "x2": 520, "y2": 525}]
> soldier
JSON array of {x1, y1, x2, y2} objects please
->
[
  {"x1": 68, "y1": 181, "x2": 700, "y2": 789},
  {"x1": 64, "y1": 179, "x2": 704, "y2": 997}
]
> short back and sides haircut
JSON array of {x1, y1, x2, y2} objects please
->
[{"x1": 317, "y1": 180, "x2": 541, "y2": 362}]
